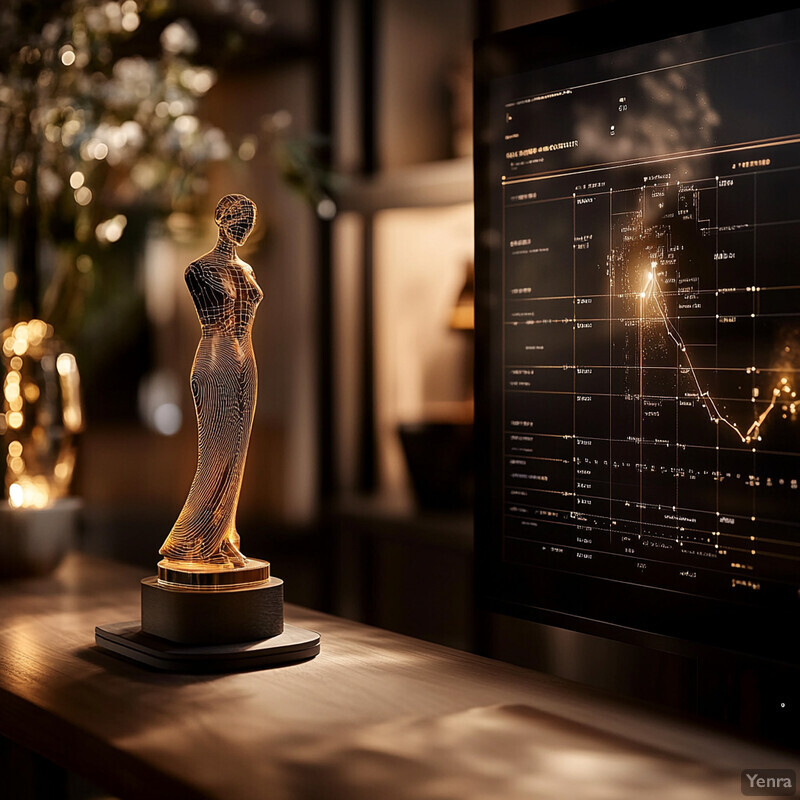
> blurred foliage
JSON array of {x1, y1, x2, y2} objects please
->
[
  {"x1": 0, "y1": 0, "x2": 334, "y2": 372},
  {"x1": 0, "y1": 1, "x2": 237, "y2": 239}
]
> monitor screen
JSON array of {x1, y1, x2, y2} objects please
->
[{"x1": 474, "y1": 2, "x2": 800, "y2": 665}]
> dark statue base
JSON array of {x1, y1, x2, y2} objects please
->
[
  {"x1": 141, "y1": 575, "x2": 284, "y2": 644},
  {"x1": 95, "y1": 573, "x2": 320, "y2": 672},
  {"x1": 95, "y1": 621, "x2": 320, "y2": 673}
]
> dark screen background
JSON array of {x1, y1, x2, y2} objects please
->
[{"x1": 476, "y1": 5, "x2": 800, "y2": 663}]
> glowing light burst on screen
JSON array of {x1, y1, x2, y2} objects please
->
[{"x1": 640, "y1": 261, "x2": 797, "y2": 445}]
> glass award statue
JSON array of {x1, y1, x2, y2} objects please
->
[{"x1": 96, "y1": 195, "x2": 320, "y2": 671}]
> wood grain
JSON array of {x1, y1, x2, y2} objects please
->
[{"x1": 0, "y1": 554, "x2": 792, "y2": 800}]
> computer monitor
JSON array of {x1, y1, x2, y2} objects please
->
[{"x1": 474, "y1": 2, "x2": 800, "y2": 694}]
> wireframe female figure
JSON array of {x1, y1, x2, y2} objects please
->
[{"x1": 159, "y1": 194, "x2": 262, "y2": 570}]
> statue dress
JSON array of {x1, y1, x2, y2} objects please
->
[{"x1": 159, "y1": 195, "x2": 262, "y2": 570}]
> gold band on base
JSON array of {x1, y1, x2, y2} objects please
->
[{"x1": 157, "y1": 558, "x2": 271, "y2": 590}]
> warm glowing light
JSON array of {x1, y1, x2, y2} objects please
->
[
  {"x1": 640, "y1": 269, "x2": 654, "y2": 299},
  {"x1": 74, "y1": 186, "x2": 92, "y2": 206},
  {"x1": 69, "y1": 170, "x2": 85, "y2": 189},
  {"x1": 3, "y1": 272, "x2": 17, "y2": 291},
  {"x1": 153, "y1": 403, "x2": 182, "y2": 435},
  {"x1": 59, "y1": 45, "x2": 76, "y2": 66},
  {"x1": 56, "y1": 353, "x2": 77, "y2": 376},
  {"x1": 7, "y1": 477, "x2": 52, "y2": 509},
  {"x1": 28, "y1": 319, "x2": 46, "y2": 344},
  {"x1": 58, "y1": 353, "x2": 83, "y2": 433},
  {"x1": 238, "y1": 138, "x2": 257, "y2": 161},
  {"x1": 168, "y1": 99, "x2": 188, "y2": 116},
  {"x1": 23, "y1": 383, "x2": 39, "y2": 403},
  {"x1": 174, "y1": 115, "x2": 199, "y2": 135},
  {"x1": 54, "y1": 462, "x2": 71, "y2": 481},
  {"x1": 121, "y1": 12, "x2": 140, "y2": 31},
  {"x1": 160, "y1": 20, "x2": 197, "y2": 55},
  {"x1": 267, "y1": 109, "x2": 292, "y2": 131},
  {"x1": 183, "y1": 68, "x2": 215, "y2": 94},
  {"x1": 95, "y1": 214, "x2": 127, "y2": 243},
  {"x1": 62, "y1": 119, "x2": 82, "y2": 139},
  {"x1": 248, "y1": 8, "x2": 269, "y2": 26},
  {"x1": 63, "y1": 406, "x2": 81, "y2": 434},
  {"x1": 8, "y1": 483, "x2": 23, "y2": 508},
  {"x1": 76, "y1": 255, "x2": 93, "y2": 273},
  {"x1": 2, "y1": 320, "x2": 82, "y2": 508},
  {"x1": 316, "y1": 198, "x2": 337, "y2": 220}
]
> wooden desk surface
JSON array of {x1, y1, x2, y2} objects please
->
[{"x1": 0, "y1": 554, "x2": 793, "y2": 799}]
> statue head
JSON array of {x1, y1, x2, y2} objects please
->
[{"x1": 215, "y1": 194, "x2": 257, "y2": 246}]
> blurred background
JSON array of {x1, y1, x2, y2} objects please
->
[{"x1": 0, "y1": 0, "x2": 597, "y2": 653}]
